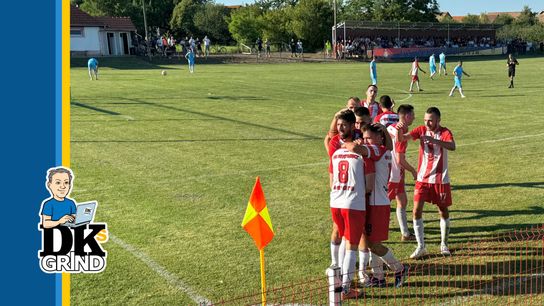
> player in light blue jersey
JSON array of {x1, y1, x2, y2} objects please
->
[
  {"x1": 429, "y1": 54, "x2": 437, "y2": 80},
  {"x1": 449, "y1": 61, "x2": 470, "y2": 98},
  {"x1": 185, "y1": 49, "x2": 195, "y2": 73},
  {"x1": 370, "y1": 56, "x2": 377, "y2": 85},
  {"x1": 438, "y1": 52, "x2": 447, "y2": 76},
  {"x1": 87, "y1": 58, "x2": 98, "y2": 80}
]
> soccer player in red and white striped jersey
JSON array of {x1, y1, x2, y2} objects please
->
[
  {"x1": 373, "y1": 95, "x2": 399, "y2": 127},
  {"x1": 355, "y1": 124, "x2": 408, "y2": 288},
  {"x1": 402, "y1": 107, "x2": 456, "y2": 259},
  {"x1": 324, "y1": 97, "x2": 361, "y2": 151},
  {"x1": 360, "y1": 84, "x2": 382, "y2": 121},
  {"x1": 328, "y1": 110, "x2": 380, "y2": 299},
  {"x1": 408, "y1": 57, "x2": 426, "y2": 93},
  {"x1": 387, "y1": 104, "x2": 418, "y2": 242}
]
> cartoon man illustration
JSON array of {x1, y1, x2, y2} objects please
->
[{"x1": 40, "y1": 167, "x2": 77, "y2": 228}]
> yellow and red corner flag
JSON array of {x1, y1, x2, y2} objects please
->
[{"x1": 241, "y1": 177, "x2": 274, "y2": 250}]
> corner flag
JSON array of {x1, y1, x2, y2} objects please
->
[{"x1": 241, "y1": 177, "x2": 274, "y2": 250}]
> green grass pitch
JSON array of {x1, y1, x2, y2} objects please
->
[{"x1": 69, "y1": 56, "x2": 544, "y2": 304}]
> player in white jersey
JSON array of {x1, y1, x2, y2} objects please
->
[
  {"x1": 373, "y1": 95, "x2": 399, "y2": 127},
  {"x1": 408, "y1": 57, "x2": 426, "y2": 93},
  {"x1": 328, "y1": 110, "x2": 377, "y2": 299},
  {"x1": 353, "y1": 124, "x2": 408, "y2": 288},
  {"x1": 387, "y1": 104, "x2": 417, "y2": 242}
]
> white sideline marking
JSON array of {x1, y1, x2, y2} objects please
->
[
  {"x1": 457, "y1": 133, "x2": 544, "y2": 147},
  {"x1": 381, "y1": 86, "x2": 413, "y2": 102},
  {"x1": 110, "y1": 234, "x2": 210, "y2": 305}
]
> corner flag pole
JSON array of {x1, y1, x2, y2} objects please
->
[{"x1": 260, "y1": 249, "x2": 266, "y2": 306}]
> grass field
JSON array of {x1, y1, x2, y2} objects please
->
[{"x1": 70, "y1": 56, "x2": 544, "y2": 305}]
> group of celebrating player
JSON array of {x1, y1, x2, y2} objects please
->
[{"x1": 325, "y1": 84, "x2": 456, "y2": 299}]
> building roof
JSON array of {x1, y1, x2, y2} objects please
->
[
  {"x1": 71, "y1": 5, "x2": 102, "y2": 27},
  {"x1": 225, "y1": 5, "x2": 242, "y2": 9},
  {"x1": 71, "y1": 5, "x2": 136, "y2": 31},
  {"x1": 95, "y1": 16, "x2": 136, "y2": 31},
  {"x1": 484, "y1": 12, "x2": 521, "y2": 23}
]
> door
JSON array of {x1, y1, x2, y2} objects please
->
[
  {"x1": 107, "y1": 32, "x2": 115, "y2": 55},
  {"x1": 120, "y1": 33, "x2": 129, "y2": 55}
]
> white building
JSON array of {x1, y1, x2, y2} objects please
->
[{"x1": 71, "y1": 5, "x2": 137, "y2": 56}]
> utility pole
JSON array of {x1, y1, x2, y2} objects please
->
[
  {"x1": 141, "y1": 0, "x2": 151, "y2": 59},
  {"x1": 333, "y1": 0, "x2": 337, "y2": 58}
]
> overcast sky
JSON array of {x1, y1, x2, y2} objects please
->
[{"x1": 216, "y1": 0, "x2": 543, "y2": 16}]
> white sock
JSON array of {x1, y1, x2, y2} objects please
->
[
  {"x1": 397, "y1": 207, "x2": 409, "y2": 236},
  {"x1": 338, "y1": 239, "x2": 346, "y2": 269},
  {"x1": 413, "y1": 218, "x2": 425, "y2": 248},
  {"x1": 342, "y1": 250, "x2": 357, "y2": 291},
  {"x1": 330, "y1": 242, "x2": 340, "y2": 266},
  {"x1": 440, "y1": 218, "x2": 450, "y2": 246},
  {"x1": 369, "y1": 252, "x2": 384, "y2": 280},
  {"x1": 358, "y1": 249, "x2": 370, "y2": 279},
  {"x1": 380, "y1": 249, "x2": 403, "y2": 273}
]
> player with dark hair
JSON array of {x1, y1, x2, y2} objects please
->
[
  {"x1": 399, "y1": 107, "x2": 456, "y2": 259},
  {"x1": 361, "y1": 85, "x2": 381, "y2": 121},
  {"x1": 449, "y1": 61, "x2": 470, "y2": 98},
  {"x1": 507, "y1": 54, "x2": 519, "y2": 88},
  {"x1": 328, "y1": 110, "x2": 380, "y2": 299},
  {"x1": 409, "y1": 57, "x2": 426, "y2": 92},
  {"x1": 387, "y1": 105, "x2": 417, "y2": 242},
  {"x1": 373, "y1": 95, "x2": 399, "y2": 127}
]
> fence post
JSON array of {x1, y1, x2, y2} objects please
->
[{"x1": 326, "y1": 265, "x2": 342, "y2": 305}]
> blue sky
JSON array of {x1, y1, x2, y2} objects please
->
[{"x1": 216, "y1": 0, "x2": 543, "y2": 16}]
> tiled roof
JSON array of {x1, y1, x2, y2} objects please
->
[
  {"x1": 71, "y1": 5, "x2": 102, "y2": 27},
  {"x1": 71, "y1": 5, "x2": 136, "y2": 31},
  {"x1": 95, "y1": 16, "x2": 136, "y2": 31}
]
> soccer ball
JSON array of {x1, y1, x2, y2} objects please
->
[{"x1": 161, "y1": 70, "x2": 167, "y2": 76}]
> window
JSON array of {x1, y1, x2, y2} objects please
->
[{"x1": 70, "y1": 28, "x2": 83, "y2": 37}]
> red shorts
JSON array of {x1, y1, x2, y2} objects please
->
[
  {"x1": 365, "y1": 205, "x2": 390, "y2": 242},
  {"x1": 414, "y1": 182, "x2": 452, "y2": 207},
  {"x1": 388, "y1": 179, "x2": 406, "y2": 200},
  {"x1": 331, "y1": 208, "x2": 366, "y2": 244},
  {"x1": 411, "y1": 75, "x2": 419, "y2": 82}
]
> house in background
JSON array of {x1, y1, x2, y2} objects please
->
[{"x1": 71, "y1": 5, "x2": 137, "y2": 56}]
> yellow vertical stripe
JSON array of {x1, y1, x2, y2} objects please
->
[{"x1": 62, "y1": 0, "x2": 71, "y2": 305}]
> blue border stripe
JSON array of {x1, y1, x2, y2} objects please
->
[{"x1": 55, "y1": 0, "x2": 63, "y2": 304}]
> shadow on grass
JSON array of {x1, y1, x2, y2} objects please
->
[{"x1": 452, "y1": 182, "x2": 544, "y2": 190}]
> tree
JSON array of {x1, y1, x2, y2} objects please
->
[
  {"x1": 261, "y1": 7, "x2": 293, "y2": 44},
  {"x1": 340, "y1": 0, "x2": 375, "y2": 21},
  {"x1": 479, "y1": 13, "x2": 490, "y2": 24},
  {"x1": 462, "y1": 14, "x2": 480, "y2": 24},
  {"x1": 227, "y1": 5, "x2": 264, "y2": 45},
  {"x1": 514, "y1": 6, "x2": 538, "y2": 26},
  {"x1": 493, "y1": 14, "x2": 514, "y2": 25},
  {"x1": 170, "y1": 0, "x2": 207, "y2": 37},
  {"x1": 193, "y1": 3, "x2": 230, "y2": 43},
  {"x1": 371, "y1": 0, "x2": 439, "y2": 22},
  {"x1": 290, "y1": 0, "x2": 333, "y2": 50}
]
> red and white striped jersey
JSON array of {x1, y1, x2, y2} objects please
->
[
  {"x1": 374, "y1": 110, "x2": 399, "y2": 127},
  {"x1": 411, "y1": 61, "x2": 420, "y2": 76},
  {"x1": 361, "y1": 100, "x2": 382, "y2": 120},
  {"x1": 409, "y1": 126, "x2": 454, "y2": 184},
  {"x1": 387, "y1": 123, "x2": 408, "y2": 183},
  {"x1": 365, "y1": 145, "x2": 392, "y2": 206},
  {"x1": 330, "y1": 148, "x2": 366, "y2": 210}
]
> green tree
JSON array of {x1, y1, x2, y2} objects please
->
[
  {"x1": 479, "y1": 13, "x2": 490, "y2": 24},
  {"x1": 170, "y1": 0, "x2": 207, "y2": 36},
  {"x1": 193, "y1": 3, "x2": 230, "y2": 43},
  {"x1": 371, "y1": 0, "x2": 439, "y2": 22},
  {"x1": 462, "y1": 14, "x2": 480, "y2": 24},
  {"x1": 227, "y1": 5, "x2": 264, "y2": 45},
  {"x1": 340, "y1": 0, "x2": 375, "y2": 21},
  {"x1": 290, "y1": 0, "x2": 333, "y2": 50},
  {"x1": 514, "y1": 6, "x2": 538, "y2": 26},
  {"x1": 261, "y1": 7, "x2": 293, "y2": 44},
  {"x1": 493, "y1": 14, "x2": 514, "y2": 25}
]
